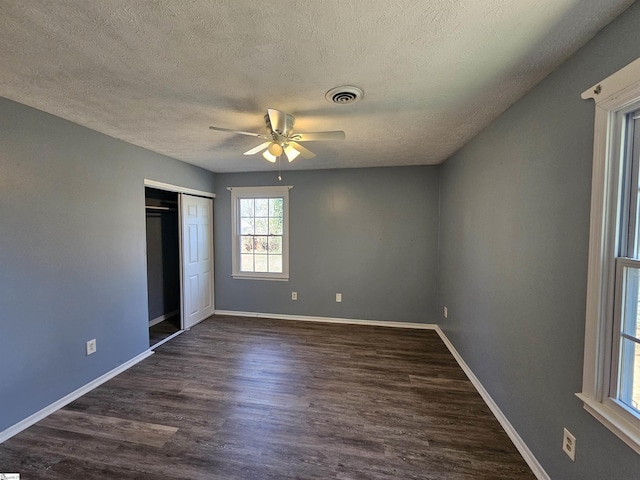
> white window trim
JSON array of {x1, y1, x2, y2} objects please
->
[
  {"x1": 228, "y1": 185, "x2": 292, "y2": 281},
  {"x1": 581, "y1": 56, "x2": 640, "y2": 454}
]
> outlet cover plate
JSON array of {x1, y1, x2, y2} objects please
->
[
  {"x1": 86, "y1": 339, "x2": 97, "y2": 356},
  {"x1": 563, "y1": 428, "x2": 576, "y2": 461}
]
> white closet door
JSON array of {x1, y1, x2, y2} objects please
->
[{"x1": 181, "y1": 194, "x2": 214, "y2": 329}]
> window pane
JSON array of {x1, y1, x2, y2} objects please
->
[
  {"x1": 240, "y1": 199, "x2": 254, "y2": 217},
  {"x1": 626, "y1": 114, "x2": 640, "y2": 259},
  {"x1": 617, "y1": 262, "x2": 640, "y2": 414},
  {"x1": 254, "y1": 236, "x2": 268, "y2": 253},
  {"x1": 619, "y1": 337, "x2": 640, "y2": 412},
  {"x1": 255, "y1": 198, "x2": 269, "y2": 217},
  {"x1": 254, "y1": 254, "x2": 268, "y2": 272},
  {"x1": 240, "y1": 218, "x2": 254, "y2": 235},
  {"x1": 268, "y1": 236, "x2": 282, "y2": 254},
  {"x1": 255, "y1": 218, "x2": 269, "y2": 235},
  {"x1": 621, "y1": 265, "x2": 640, "y2": 338},
  {"x1": 240, "y1": 254, "x2": 254, "y2": 272},
  {"x1": 269, "y1": 198, "x2": 283, "y2": 217},
  {"x1": 269, "y1": 217, "x2": 283, "y2": 235},
  {"x1": 634, "y1": 187, "x2": 640, "y2": 258},
  {"x1": 241, "y1": 236, "x2": 254, "y2": 253},
  {"x1": 268, "y1": 254, "x2": 282, "y2": 273}
]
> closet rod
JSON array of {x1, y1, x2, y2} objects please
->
[{"x1": 145, "y1": 205, "x2": 175, "y2": 211}]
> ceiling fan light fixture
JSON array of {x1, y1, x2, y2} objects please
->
[
  {"x1": 268, "y1": 142, "x2": 283, "y2": 157},
  {"x1": 284, "y1": 144, "x2": 301, "y2": 162},
  {"x1": 263, "y1": 150, "x2": 277, "y2": 163},
  {"x1": 210, "y1": 108, "x2": 343, "y2": 165}
]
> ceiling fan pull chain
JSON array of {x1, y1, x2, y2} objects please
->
[{"x1": 278, "y1": 155, "x2": 282, "y2": 182}]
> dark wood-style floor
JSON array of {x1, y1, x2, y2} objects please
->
[{"x1": 0, "y1": 315, "x2": 536, "y2": 479}]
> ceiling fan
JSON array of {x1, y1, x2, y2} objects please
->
[{"x1": 209, "y1": 109, "x2": 345, "y2": 163}]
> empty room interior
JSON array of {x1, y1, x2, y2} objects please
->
[{"x1": 3, "y1": 1, "x2": 640, "y2": 479}]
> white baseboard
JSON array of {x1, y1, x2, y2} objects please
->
[
  {"x1": 0, "y1": 349, "x2": 154, "y2": 445},
  {"x1": 150, "y1": 329, "x2": 184, "y2": 349},
  {"x1": 149, "y1": 309, "x2": 179, "y2": 327},
  {"x1": 214, "y1": 310, "x2": 548, "y2": 480},
  {"x1": 213, "y1": 309, "x2": 437, "y2": 329},
  {"x1": 433, "y1": 326, "x2": 550, "y2": 480}
]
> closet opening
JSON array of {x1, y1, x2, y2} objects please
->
[{"x1": 145, "y1": 187, "x2": 181, "y2": 348}]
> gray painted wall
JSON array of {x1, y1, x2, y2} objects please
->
[
  {"x1": 214, "y1": 167, "x2": 439, "y2": 323},
  {"x1": 0, "y1": 97, "x2": 215, "y2": 431},
  {"x1": 437, "y1": 3, "x2": 640, "y2": 479}
]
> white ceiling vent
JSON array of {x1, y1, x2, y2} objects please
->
[{"x1": 325, "y1": 86, "x2": 363, "y2": 104}]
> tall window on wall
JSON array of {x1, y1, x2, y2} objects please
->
[
  {"x1": 581, "y1": 57, "x2": 640, "y2": 454},
  {"x1": 613, "y1": 107, "x2": 640, "y2": 414},
  {"x1": 229, "y1": 185, "x2": 291, "y2": 280}
]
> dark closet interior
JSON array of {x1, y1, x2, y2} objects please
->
[{"x1": 145, "y1": 187, "x2": 181, "y2": 347}]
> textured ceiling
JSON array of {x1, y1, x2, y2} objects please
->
[{"x1": 0, "y1": 1, "x2": 634, "y2": 173}]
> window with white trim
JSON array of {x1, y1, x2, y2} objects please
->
[
  {"x1": 229, "y1": 185, "x2": 290, "y2": 280},
  {"x1": 581, "y1": 57, "x2": 640, "y2": 454}
]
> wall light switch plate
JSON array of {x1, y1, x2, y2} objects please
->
[
  {"x1": 444, "y1": 306, "x2": 448, "y2": 318},
  {"x1": 336, "y1": 293, "x2": 342, "y2": 303}
]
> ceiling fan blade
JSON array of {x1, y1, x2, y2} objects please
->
[
  {"x1": 267, "y1": 109, "x2": 287, "y2": 135},
  {"x1": 289, "y1": 141, "x2": 316, "y2": 159},
  {"x1": 209, "y1": 126, "x2": 269, "y2": 139},
  {"x1": 243, "y1": 142, "x2": 271, "y2": 155},
  {"x1": 294, "y1": 131, "x2": 346, "y2": 142}
]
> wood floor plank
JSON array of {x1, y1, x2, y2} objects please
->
[
  {"x1": 37, "y1": 410, "x2": 178, "y2": 448},
  {"x1": 0, "y1": 315, "x2": 536, "y2": 479}
]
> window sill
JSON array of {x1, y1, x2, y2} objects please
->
[
  {"x1": 232, "y1": 274, "x2": 289, "y2": 281},
  {"x1": 576, "y1": 392, "x2": 640, "y2": 454}
]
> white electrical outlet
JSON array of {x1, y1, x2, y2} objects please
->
[
  {"x1": 292, "y1": 291, "x2": 298, "y2": 300},
  {"x1": 562, "y1": 428, "x2": 576, "y2": 461},
  {"x1": 86, "y1": 339, "x2": 97, "y2": 356},
  {"x1": 444, "y1": 306, "x2": 448, "y2": 318},
  {"x1": 336, "y1": 293, "x2": 342, "y2": 303}
]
